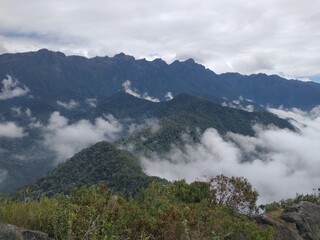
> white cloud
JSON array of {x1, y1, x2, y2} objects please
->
[
  {"x1": 85, "y1": 98, "x2": 97, "y2": 107},
  {"x1": 244, "y1": 105, "x2": 254, "y2": 112},
  {"x1": 57, "y1": 99, "x2": 79, "y2": 109},
  {"x1": 122, "y1": 80, "x2": 160, "y2": 102},
  {"x1": 0, "y1": 169, "x2": 8, "y2": 184},
  {"x1": 1, "y1": 0, "x2": 320, "y2": 78},
  {"x1": 0, "y1": 75, "x2": 29, "y2": 100},
  {"x1": 29, "y1": 120, "x2": 43, "y2": 129},
  {"x1": 127, "y1": 118, "x2": 160, "y2": 135},
  {"x1": 141, "y1": 106, "x2": 320, "y2": 204},
  {"x1": 25, "y1": 108, "x2": 32, "y2": 117},
  {"x1": 11, "y1": 107, "x2": 32, "y2": 117},
  {"x1": 165, "y1": 92, "x2": 173, "y2": 101},
  {"x1": 0, "y1": 121, "x2": 26, "y2": 138},
  {"x1": 11, "y1": 107, "x2": 22, "y2": 116},
  {"x1": 42, "y1": 112, "x2": 123, "y2": 162}
]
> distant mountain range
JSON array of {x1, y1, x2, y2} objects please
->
[
  {"x1": 0, "y1": 49, "x2": 318, "y2": 195},
  {"x1": 0, "y1": 49, "x2": 320, "y2": 111},
  {"x1": 1, "y1": 50, "x2": 320, "y2": 240}
]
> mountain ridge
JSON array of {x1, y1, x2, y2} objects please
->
[{"x1": 1, "y1": 49, "x2": 320, "y2": 110}]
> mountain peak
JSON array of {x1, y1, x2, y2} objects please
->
[
  {"x1": 113, "y1": 52, "x2": 135, "y2": 61},
  {"x1": 152, "y1": 58, "x2": 167, "y2": 65},
  {"x1": 36, "y1": 48, "x2": 66, "y2": 58},
  {"x1": 184, "y1": 58, "x2": 196, "y2": 64},
  {"x1": 37, "y1": 48, "x2": 50, "y2": 53}
]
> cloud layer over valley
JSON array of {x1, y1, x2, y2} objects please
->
[
  {"x1": 42, "y1": 112, "x2": 123, "y2": 162},
  {"x1": 141, "y1": 106, "x2": 320, "y2": 203}
]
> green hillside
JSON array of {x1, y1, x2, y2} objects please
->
[
  {"x1": 25, "y1": 141, "x2": 160, "y2": 197},
  {"x1": 113, "y1": 93, "x2": 294, "y2": 153}
]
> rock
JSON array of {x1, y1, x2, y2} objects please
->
[
  {"x1": 0, "y1": 222, "x2": 20, "y2": 240},
  {"x1": 256, "y1": 201, "x2": 320, "y2": 240},
  {"x1": 281, "y1": 201, "x2": 320, "y2": 240},
  {"x1": 0, "y1": 221, "x2": 54, "y2": 240},
  {"x1": 255, "y1": 213, "x2": 302, "y2": 240},
  {"x1": 21, "y1": 229, "x2": 54, "y2": 240}
]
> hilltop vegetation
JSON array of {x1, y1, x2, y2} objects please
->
[
  {"x1": 1, "y1": 178, "x2": 273, "y2": 240},
  {"x1": 7, "y1": 141, "x2": 276, "y2": 239},
  {"x1": 24, "y1": 141, "x2": 161, "y2": 198}
]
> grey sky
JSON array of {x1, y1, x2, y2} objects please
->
[{"x1": 0, "y1": 0, "x2": 319, "y2": 80}]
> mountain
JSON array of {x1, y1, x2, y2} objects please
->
[
  {"x1": 0, "y1": 49, "x2": 313, "y2": 195},
  {"x1": 24, "y1": 141, "x2": 160, "y2": 197},
  {"x1": 98, "y1": 92, "x2": 294, "y2": 153},
  {"x1": 96, "y1": 92, "x2": 294, "y2": 132},
  {"x1": 0, "y1": 92, "x2": 295, "y2": 194},
  {"x1": 0, "y1": 49, "x2": 320, "y2": 110}
]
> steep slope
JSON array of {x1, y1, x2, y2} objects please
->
[
  {"x1": 1, "y1": 49, "x2": 320, "y2": 110},
  {"x1": 97, "y1": 92, "x2": 294, "y2": 153},
  {"x1": 0, "y1": 92, "x2": 294, "y2": 194},
  {"x1": 25, "y1": 141, "x2": 159, "y2": 197},
  {"x1": 97, "y1": 92, "x2": 294, "y2": 133}
]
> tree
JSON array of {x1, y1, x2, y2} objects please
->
[{"x1": 209, "y1": 174, "x2": 258, "y2": 214}]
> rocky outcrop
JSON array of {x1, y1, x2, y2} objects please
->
[
  {"x1": 256, "y1": 201, "x2": 320, "y2": 240},
  {"x1": 0, "y1": 221, "x2": 53, "y2": 240},
  {"x1": 256, "y1": 212, "x2": 303, "y2": 240}
]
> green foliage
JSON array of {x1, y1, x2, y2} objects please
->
[
  {"x1": 1, "y1": 181, "x2": 274, "y2": 240},
  {"x1": 209, "y1": 174, "x2": 259, "y2": 215},
  {"x1": 23, "y1": 141, "x2": 163, "y2": 198},
  {"x1": 116, "y1": 93, "x2": 294, "y2": 154},
  {"x1": 261, "y1": 192, "x2": 320, "y2": 213}
]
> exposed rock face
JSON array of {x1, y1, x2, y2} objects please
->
[
  {"x1": 256, "y1": 201, "x2": 320, "y2": 240},
  {"x1": 0, "y1": 222, "x2": 20, "y2": 240},
  {"x1": 256, "y1": 213, "x2": 303, "y2": 240},
  {"x1": 281, "y1": 201, "x2": 320, "y2": 239},
  {"x1": 0, "y1": 221, "x2": 54, "y2": 240}
]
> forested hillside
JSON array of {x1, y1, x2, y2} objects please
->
[{"x1": 24, "y1": 141, "x2": 162, "y2": 197}]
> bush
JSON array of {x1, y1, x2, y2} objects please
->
[
  {"x1": 0, "y1": 180, "x2": 273, "y2": 240},
  {"x1": 209, "y1": 174, "x2": 259, "y2": 214}
]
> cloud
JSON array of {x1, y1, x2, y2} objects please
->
[
  {"x1": 11, "y1": 107, "x2": 22, "y2": 116},
  {"x1": 0, "y1": 121, "x2": 26, "y2": 138},
  {"x1": 57, "y1": 99, "x2": 79, "y2": 109},
  {"x1": 122, "y1": 80, "x2": 160, "y2": 102},
  {"x1": 42, "y1": 112, "x2": 123, "y2": 162},
  {"x1": 0, "y1": 75, "x2": 29, "y2": 100},
  {"x1": 1, "y1": 0, "x2": 320, "y2": 78},
  {"x1": 231, "y1": 54, "x2": 275, "y2": 73},
  {"x1": 141, "y1": 106, "x2": 320, "y2": 204},
  {"x1": 85, "y1": 98, "x2": 97, "y2": 107},
  {"x1": 165, "y1": 92, "x2": 173, "y2": 101},
  {"x1": 127, "y1": 118, "x2": 160, "y2": 135},
  {"x1": 222, "y1": 96, "x2": 256, "y2": 112},
  {"x1": 0, "y1": 169, "x2": 8, "y2": 184},
  {"x1": 11, "y1": 107, "x2": 32, "y2": 117}
]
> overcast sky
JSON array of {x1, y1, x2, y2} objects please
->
[{"x1": 0, "y1": 0, "x2": 320, "y2": 81}]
